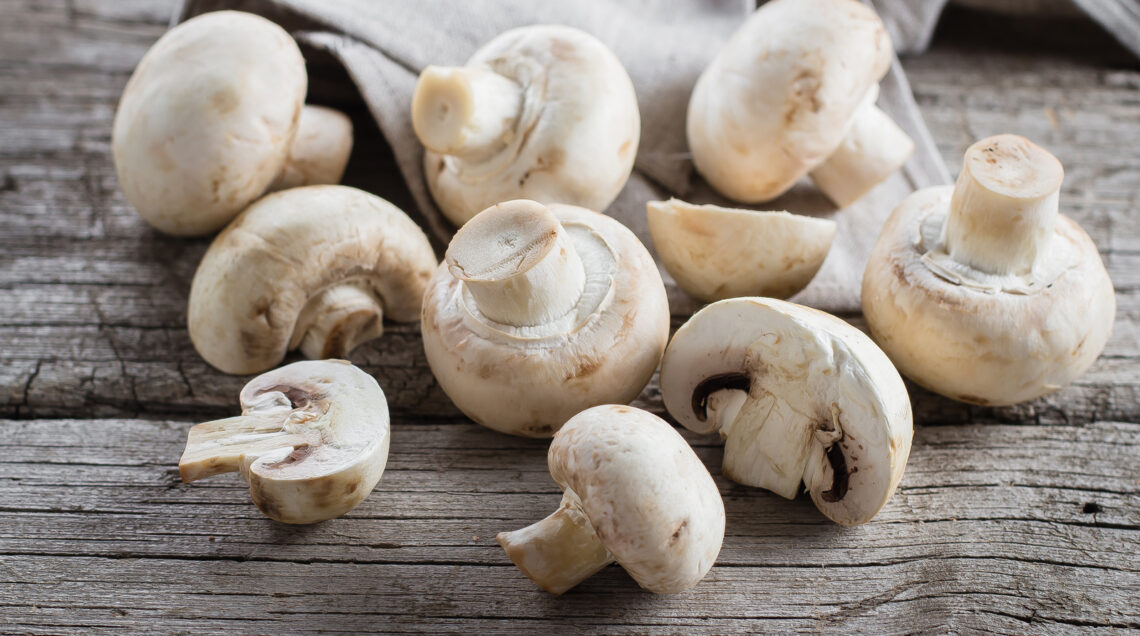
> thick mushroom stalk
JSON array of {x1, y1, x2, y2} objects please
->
[
  {"x1": 809, "y1": 97, "x2": 916, "y2": 208},
  {"x1": 412, "y1": 66, "x2": 522, "y2": 162},
  {"x1": 178, "y1": 360, "x2": 390, "y2": 524},
  {"x1": 291, "y1": 281, "x2": 385, "y2": 360}
]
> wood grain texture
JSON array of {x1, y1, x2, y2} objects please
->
[{"x1": 0, "y1": 1, "x2": 1138, "y2": 633}]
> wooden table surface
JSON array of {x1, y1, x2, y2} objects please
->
[{"x1": 2, "y1": 1, "x2": 1138, "y2": 633}]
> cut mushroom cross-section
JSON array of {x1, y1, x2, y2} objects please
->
[
  {"x1": 178, "y1": 360, "x2": 390, "y2": 524},
  {"x1": 660, "y1": 297, "x2": 913, "y2": 526}
]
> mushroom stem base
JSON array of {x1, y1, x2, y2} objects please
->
[
  {"x1": 292, "y1": 281, "x2": 385, "y2": 360},
  {"x1": 809, "y1": 102, "x2": 914, "y2": 208},
  {"x1": 497, "y1": 493, "x2": 613, "y2": 595}
]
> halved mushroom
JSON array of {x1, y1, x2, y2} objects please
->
[
  {"x1": 862, "y1": 134, "x2": 1115, "y2": 405},
  {"x1": 421, "y1": 199, "x2": 669, "y2": 437},
  {"x1": 179, "y1": 359, "x2": 389, "y2": 524},
  {"x1": 498, "y1": 405, "x2": 725, "y2": 594},
  {"x1": 660, "y1": 297, "x2": 912, "y2": 526},
  {"x1": 188, "y1": 185, "x2": 437, "y2": 375},
  {"x1": 687, "y1": 0, "x2": 914, "y2": 208},
  {"x1": 268, "y1": 105, "x2": 354, "y2": 192},
  {"x1": 412, "y1": 25, "x2": 640, "y2": 226},
  {"x1": 112, "y1": 10, "x2": 308, "y2": 236},
  {"x1": 647, "y1": 198, "x2": 837, "y2": 302}
]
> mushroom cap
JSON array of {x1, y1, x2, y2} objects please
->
[
  {"x1": 421, "y1": 203, "x2": 669, "y2": 437},
  {"x1": 861, "y1": 186, "x2": 1116, "y2": 405},
  {"x1": 549, "y1": 405, "x2": 725, "y2": 593},
  {"x1": 268, "y1": 105, "x2": 354, "y2": 192},
  {"x1": 686, "y1": 0, "x2": 891, "y2": 202},
  {"x1": 179, "y1": 359, "x2": 390, "y2": 524},
  {"x1": 188, "y1": 185, "x2": 437, "y2": 375},
  {"x1": 647, "y1": 198, "x2": 836, "y2": 302},
  {"x1": 112, "y1": 11, "x2": 307, "y2": 236},
  {"x1": 424, "y1": 25, "x2": 640, "y2": 225},
  {"x1": 660, "y1": 297, "x2": 912, "y2": 526}
]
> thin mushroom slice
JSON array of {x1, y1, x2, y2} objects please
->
[
  {"x1": 647, "y1": 198, "x2": 836, "y2": 302},
  {"x1": 660, "y1": 297, "x2": 912, "y2": 526},
  {"x1": 268, "y1": 105, "x2": 354, "y2": 192},
  {"x1": 179, "y1": 360, "x2": 390, "y2": 524}
]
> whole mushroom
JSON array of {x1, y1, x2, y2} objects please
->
[
  {"x1": 498, "y1": 405, "x2": 725, "y2": 595},
  {"x1": 412, "y1": 25, "x2": 640, "y2": 226},
  {"x1": 862, "y1": 134, "x2": 1115, "y2": 405},
  {"x1": 179, "y1": 360, "x2": 390, "y2": 524},
  {"x1": 268, "y1": 105, "x2": 354, "y2": 192},
  {"x1": 660, "y1": 297, "x2": 913, "y2": 526},
  {"x1": 188, "y1": 185, "x2": 437, "y2": 375},
  {"x1": 421, "y1": 199, "x2": 669, "y2": 437},
  {"x1": 687, "y1": 0, "x2": 914, "y2": 208}
]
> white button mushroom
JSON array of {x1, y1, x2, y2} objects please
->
[
  {"x1": 188, "y1": 185, "x2": 437, "y2": 375},
  {"x1": 412, "y1": 25, "x2": 640, "y2": 226},
  {"x1": 498, "y1": 405, "x2": 725, "y2": 595},
  {"x1": 647, "y1": 198, "x2": 837, "y2": 302},
  {"x1": 267, "y1": 105, "x2": 354, "y2": 193},
  {"x1": 659, "y1": 297, "x2": 913, "y2": 526},
  {"x1": 112, "y1": 11, "x2": 308, "y2": 236},
  {"x1": 178, "y1": 359, "x2": 389, "y2": 524},
  {"x1": 862, "y1": 134, "x2": 1116, "y2": 406},
  {"x1": 421, "y1": 200, "x2": 669, "y2": 437},
  {"x1": 687, "y1": 0, "x2": 914, "y2": 208}
]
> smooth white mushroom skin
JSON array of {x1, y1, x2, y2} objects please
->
[
  {"x1": 414, "y1": 25, "x2": 640, "y2": 226},
  {"x1": 178, "y1": 360, "x2": 390, "y2": 524},
  {"x1": 268, "y1": 105, "x2": 354, "y2": 192},
  {"x1": 112, "y1": 11, "x2": 307, "y2": 236},
  {"x1": 660, "y1": 297, "x2": 913, "y2": 526},
  {"x1": 497, "y1": 405, "x2": 725, "y2": 594},
  {"x1": 188, "y1": 185, "x2": 437, "y2": 375},
  {"x1": 862, "y1": 135, "x2": 1115, "y2": 406},
  {"x1": 647, "y1": 198, "x2": 837, "y2": 302},
  {"x1": 421, "y1": 200, "x2": 669, "y2": 437},
  {"x1": 686, "y1": 0, "x2": 912, "y2": 206}
]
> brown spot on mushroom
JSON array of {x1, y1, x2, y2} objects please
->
[
  {"x1": 210, "y1": 88, "x2": 240, "y2": 114},
  {"x1": 249, "y1": 479, "x2": 283, "y2": 521},
  {"x1": 345, "y1": 480, "x2": 360, "y2": 495},
  {"x1": 954, "y1": 394, "x2": 992, "y2": 406},
  {"x1": 567, "y1": 356, "x2": 602, "y2": 380},
  {"x1": 264, "y1": 443, "x2": 313, "y2": 468},
  {"x1": 691, "y1": 373, "x2": 751, "y2": 421},
  {"x1": 670, "y1": 518, "x2": 689, "y2": 545},
  {"x1": 618, "y1": 139, "x2": 633, "y2": 157},
  {"x1": 819, "y1": 442, "x2": 849, "y2": 503}
]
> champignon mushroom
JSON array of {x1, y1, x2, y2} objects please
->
[
  {"x1": 268, "y1": 105, "x2": 354, "y2": 192},
  {"x1": 412, "y1": 25, "x2": 640, "y2": 226},
  {"x1": 112, "y1": 10, "x2": 308, "y2": 236},
  {"x1": 421, "y1": 199, "x2": 669, "y2": 437},
  {"x1": 179, "y1": 359, "x2": 389, "y2": 524},
  {"x1": 498, "y1": 404, "x2": 724, "y2": 594},
  {"x1": 647, "y1": 198, "x2": 837, "y2": 302},
  {"x1": 862, "y1": 134, "x2": 1115, "y2": 406},
  {"x1": 188, "y1": 185, "x2": 437, "y2": 375},
  {"x1": 659, "y1": 297, "x2": 912, "y2": 526},
  {"x1": 687, "y1": 0, "x2": 914, "y2": 208}
]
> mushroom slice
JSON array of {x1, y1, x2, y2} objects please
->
[
  {"x1": 178, "y1": 360, "x2": 390, "y2": 524},
  {"x1": 647, "y1": 198, "x2": 837, "y2": 302},
  {"x1": 497, "y1": 405, "x2": 725, "y2": 594},
  {"x1": 268, "y1": 105, "x2": 354, "y2": 192},
  {"x1": 687, "y1": 0, "x2": 913, "y2": 207},
  {"x1": 660, "y1": 297, "x2": 912, "y2": 526},
  {"x1": 188, "y1": 185, "x2": 437, "y2": 375},
  {"x1": 862, "y1": 134, "x2": 1115, "y2": 405},
  {"x1": 412, "y1": 25, "x2": 640, "y2": 226},
  {"x1": 421, "y1": 200, "x2": 670, "y2": 437}
]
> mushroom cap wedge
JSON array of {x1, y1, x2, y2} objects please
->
[
  {"x1": 660, "y1": 297, "x2": 912, "y2": 526},
  {"x1": 178, "y1": 359, "x2": 390, "y2": 524},
  {"x1": 268, "y1": 105, "x2": 354, "y2": 192},
  {"x1": 497, "y1": 405, "x2": 725, "y2": 594},
  {"x1": 189, "y1": 185, "x2": 437, "y2": 375},
  {"x1": 112, "y1": 10, "x2": 307, "y2": 236},
  {"x1": 647, "y1": 198, "x2": 837, "y2": 302}
]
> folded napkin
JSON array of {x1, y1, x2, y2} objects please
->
[{"x1": 178, "y1": 0, "x2": 952, "y2": 313}]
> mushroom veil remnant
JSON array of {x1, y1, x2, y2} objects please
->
[
  {"x1": 862, "y1": 134, "x2": 1115, "y2": 405},
  {"x1": 421, "y1": 200, "x2": 669, "y2": 437},
  {"x1": 687, "y1": 0, "x2": 914, "y2": 208},
  {"x1": 412, "y1": 25, "x2": 640, "y2": 226},
  {"x1": 498, "y1": 405, "x2": 725, "y2": 594},
  {"x1": 189, "y1": 185, "x2": 437, "y2": 375},
  {"x1": 660, "y1": 297, "x2": 912, "y2": 526},
  {"x1": 179, "y1": 360, "x2": 390, "y2": 524}
]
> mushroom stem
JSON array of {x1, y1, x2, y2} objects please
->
[
  {"x1": 291, "y1": 281, "x2": 385, "y2": 360},
  {"x1": 942, "y1": 134, "x2": 1063, "y2": 276},
  {"x1": 719, "y1": 391, "x2": 816, "y2": 500},
  {"x1": 446, "y1": 200, "x2": 586, "y2": 327},
  {"x1": 179, "y1": 414, "x2": 309, "y2": 483},
  {"x1": 497, "y1": 493, "x2": 614, "y2": 595},
  {"x1": 412, "y1": 65, "x2": 522, "y2": 161},
  {"x1": 809, "y1": 99, "x2": 915, "y2": 208}
]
